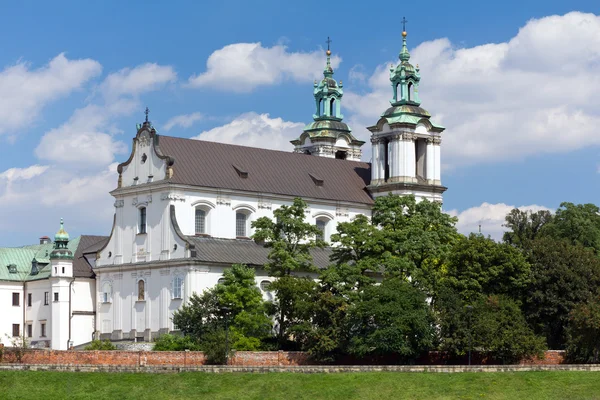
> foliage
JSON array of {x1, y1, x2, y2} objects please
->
[
  {"x1": 172, "y1": 264, "x2": 272, "y2": 359},
  {"x1": 544, "y1": 202, "x2": 600, "y2": 253},
  {"x1": 523, "y1": 237, "x2": 600, "y2": 349},
  {"x1": 438, "y1": 292, "x2": 546, "y2": 363},
  {"x1": 566, "y1": 294, "x2": 600, "y2": 363},
  {"x1": 6, "y1": 334, "x2": 29, "y2": 362},
  {"x1": 153, "y1": 334, "x2": 201, "y2": 351},
  {"x1": 252, "y1": 198, "x2": 323, "y2": 348},
  {"x1": 502, "y1": 208, "x2": 553, "y2": 249},
  {"x1": 442, "y1": 233, "x2": 531, "y2": 303},
  {"x1": 84, "y1": 339, "x2": 117, "y2": 351},
  {"x1": 345, "y1": 278, "x2": 435, "y2": 360}
]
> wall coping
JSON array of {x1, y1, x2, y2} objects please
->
[{"x1": 1, "y1": 364, "x2": 599, "y2": 374}]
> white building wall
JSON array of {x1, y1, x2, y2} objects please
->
[
  {"x1": 25, "y1": 279, "x2": 52, "y2": 347},
  {"x1": 0, "y1": 281, "x2": 24, "y2": 346}
]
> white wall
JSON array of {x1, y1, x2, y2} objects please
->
[
  {"x1": 0, "y1": 282, "x2": 24, "y2": 345},
  {"x1": 25, "y1": 279, "x2": 52, "y2": 347}
]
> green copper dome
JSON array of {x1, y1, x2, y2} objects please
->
[
  {"x1": 389, "y1": 31, "x2": 421, "y2": 107},
  {"x1": 50, "y1": 218, "x2": 73, "y2": 260}
]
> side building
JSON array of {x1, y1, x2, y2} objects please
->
[{"x1": 0, "y1": 224, "x2": 107, "y2": 349}]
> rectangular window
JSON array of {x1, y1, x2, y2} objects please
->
[
  {"x1": 173, "y1": 276, "x2": 183, "y2": 299},
  {"x1": 27, "y1": 293, "x2": 32, "y2": 307},
  {"x1": 54, "y1": 292, "x2": 59, "y2": 302},
  {"x1": 44, "y1": 292, "x2": 49, "y2": 305},
  {"x1": 195, "y1": 209, "x2": 206, "y2": 235},
  {"x1": 236, "y1": 212, "x2": 247, "y2": 237},
  {"x1": 12, "y1": 292, "x2": 19, "y2": 306},
  {"x1": 12, "y1": 324, "x2": 19, "y2": 337},
  {"x1": 27, "y1": 324, "x2": 32, "y2": 338},
  {"x1": 41, "y1": 322, "x2": 46, "y2": 337},
  {"x1": 139, "y1": 207, "x2": 147, "y2": 234}
]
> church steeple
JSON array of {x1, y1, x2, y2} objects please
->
[
  {"x1": 366, "y1": 23, "x2": 446, "y2": 203},
  {"x1": 390, "y1": 25, "x2": 421, "y2": 106},
  {"x1": 291, "y1": 38, "x2": 364, "y2": 161}
]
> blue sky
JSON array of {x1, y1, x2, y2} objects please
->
[{"x1": 1, "y1": 1, "x2": 599, "y2": 246}]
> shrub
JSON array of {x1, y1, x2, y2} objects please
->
[
  {"x1": 153, "y1": 334, "x2": 201, "y2": 351},
  {"x1": 84, "y1": 339, "x2": 116, "y2": 350}
]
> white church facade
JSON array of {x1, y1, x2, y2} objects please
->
[{"x1": 0, "y1": 30, "x2": 446, "y2": 347}]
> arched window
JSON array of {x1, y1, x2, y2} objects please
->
[
  {"x1": 217, "y1": 277, "x2": 226, "y2": 285},
  {"x1": 329, "y1": 98, "x2": 336, "y2": 117},
  {"x1": 172, "y1": 275, "x2": 183, "y2": 299},
  {"x1": 236, "y1": 212, "x2": 249, "y2": 238},
  {"x1": 320, "y1": 99, "x2": 325, "y2": 116},
  {"x1": 195, "y1": 208, "x2": 206, "y2": 235},
  {"x1": 316, "y1": 217, "x2": 331, "y2": 242},
  {"x1": 396, "y1": 83, "x2": 402, "y2": 102},
  {"x1": 408, "y1": 82, "x2": 413, "y2": 102},
  {"x1": 260, "y1": 280, "x2": 273, "y2": 301},
  {"x1": 101, "y1": 282, "x2": 112, "y2": 303},
  {"x1": 137, "y1": 280, "x2": 145, "y2": 301},
  {"x1": 139, "y1": 207, "x2": 147, "y2": 234}
]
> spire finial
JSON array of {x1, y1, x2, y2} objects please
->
[
  {"x1": 324, "y1": 37, "x2": 333, "y2": 77},
  {"x1": 144, "y1": 107, "x2": 150, "y2": 123},
  {"x1": 402, "y1": 17, "x2": 408, "y2": 36},
  {"x1": 326, "y1": 36, "x2": 332, "y2": 55}
]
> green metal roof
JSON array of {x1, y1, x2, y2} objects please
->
[{"x1": 0, "y1": 237, "x2": 81, "y2": 282}]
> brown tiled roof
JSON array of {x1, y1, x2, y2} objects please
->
[
  {"x1": 74, "y1": 235, "x2": 108, "y2": 278},
  {"x1": 188, "y1": 236, "x2": 333, "y2": 269},
  {"x1": 157, "y1": 136, "x2": 373, "y2": 205}
]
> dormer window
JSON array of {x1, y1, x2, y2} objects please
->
[{"x1": 7, "y1": 264, "x2": 17, "y2": 274}]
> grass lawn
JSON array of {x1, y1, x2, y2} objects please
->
[{"x1": 1, "y1": 370, "x2": 599, "y2": 399}]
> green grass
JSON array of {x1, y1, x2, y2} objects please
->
[{"x1": 1, "y1": 370, "x2": 599, "y2": 399}]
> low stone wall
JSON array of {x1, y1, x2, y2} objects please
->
[
  {"x1": 1, "y1": 363, "x2": 599, "y2": 374},
  {"x1": 0, "y1": 348, "x2": 562, "y2": 368}
]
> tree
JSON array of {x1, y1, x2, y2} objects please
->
[
  {"x1": 544, "y1": 202, "x2": 600, "y2": 253},
  {"x1": 442, "y1": 233, "x2": 531, "y2": 303},
  {"x1": 503, "y1": 208, "x2": 553, "y2": 249},
  {"x1": 437, "y1": 292, "x2": 546, "y2": 364},
  {"x1": 371, "y1": 195, "x2": 459, "y2": 290},
  {"x1": 566, "y1": 294, "x2": 600, "y2": 363},
  {"x1": 172, "y1": 264, "x2": 272, "y2": 355},
  {"x1": 523, "y1": 237, "x2": 600, "y2": 349},
  {"x1": 345, "y1": 278, "x2": 435, "y2": 361},
  {"x1": 252, "y1": 198, "x2": 324, "y2": 348}
]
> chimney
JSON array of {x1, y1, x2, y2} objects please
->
[{"x1": 40, "y1": 236, "x2": 50, "y2": 245}]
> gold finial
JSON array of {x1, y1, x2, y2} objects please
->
[
  {"x1": 326, "y1": 36, "x2": 332, "y2": 56},
  {"x1": 401, "y1": 17, "x2": 408, "y2": 37},
  {"x1": 326, "y1": 49, "x2": 331, "y2": 56},
  {"x1": 402, "y1": 31, "x2": 407, "y2": 37}
]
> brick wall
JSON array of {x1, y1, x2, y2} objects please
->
[{"x1": 0, "y1": 348, "x2": 563, "y2": 367}]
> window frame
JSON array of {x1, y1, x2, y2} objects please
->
[
  {"x1": 12, "y1": 292, "x2": 19, "y2": 307},
  {"x1": 101, "y1": 281, "x2": 112, "y2": 304},
  {"x1": 194, "y1": 208, "x2": 207, "y2": 235},
  {"x1": 40, "y1": 322, "x2": 46, "y2": 337},
  {"x1": 26, "y1": 323, "x2": 32, "y2": 338},
  {"x1": 12, "y1": 324, "x2": 20, "y2": 337},
  {"x1": 27, "y1": 293, "x2": 32, "y2": 307},
  {"x1": 172, "y1": 275, "x2": 184, "y2": 300},
  {"x1": 138, "y1": 206, "x2": 147, "y2": 234},
  {"x1": 53, "y1": 292, "x2": 59, "y2": 302},
  {"x1": 235, "y1": 211, "x2": 249, "y2": 238},
  {"x1": 44, "y1": 292, "x2": 49, "y2": 306},
  {"x1": 315, "y1": 215, "x2": 333, "y2": 243},
  {"x1": 137, "y1": 279, "x2": 146, "y2": 301}
]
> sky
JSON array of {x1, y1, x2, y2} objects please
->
[{"x1": 1, "y1": 0, "x2": 599, "y2": 246}]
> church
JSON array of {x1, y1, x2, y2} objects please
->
[{"x1": 0, "y1": 30, "x2": 446, "y2": 348}]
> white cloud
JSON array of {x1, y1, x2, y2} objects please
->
[
  {"x1": 35, "y1": 105, "x2": 128, "y2": 166},
  {"x1": 100, "y1": 63, "x2": 177, "y2": 100},
  {"x1": 0, "y1": 53, "x2": 101, "y2": 135},
  {"x1": 0, "y1": 165, "x2": 49, "y2": 182},
  {"x1": 192, "y1": 112, "x2": 304, "y2": 151},
  {"x1": 447, "y1": 202, "x2": 553, "y2": 241},
  {"x1": 163, "y1": 112, "x2": 203, "y2": 131},
  {"x1": 188, "y1": 42, "x2": 341, "y2": 92},
  {"x1": 344, "y1": 12, "x2": 600, "y2": 167}
]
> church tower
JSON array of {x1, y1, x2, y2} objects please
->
[
  {"x1": 367, "y1": 25, "x2": 446, "y2": 202},
  {"x1": 50, "y1": 218, "x2": 74, "y2": 350},
  {"x1": 291, "y1": 39, "x2": 364, "y2": 160}
]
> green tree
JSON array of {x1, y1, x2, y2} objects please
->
[
  {"x1": 524, "y1": 237, "x2": 600, "y2": 349},
  {"x1": 544, "y1": 202, "x2": 600, "y2": 252},
  {"x1": 345, "y1": 278, "x2": 435, "y2": 361},
  {"x1": 442, "y1": 233, "x2": 531, "y2": 303},
  {"x1": 438, "y1": 292, "x2": 546, "y2": 364},
  {"x1": 502, "y1": 208, "x2": 553, "y2": 249},
  {"x1": 252, "y1": 198, "x2": 323, "y2": 348},
  {"x1": 566, "y1": 294, "x2": 600, "y2": 363},
  {"x1": 172, "y1": 264, "x2": 272, "y2": 354}
]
